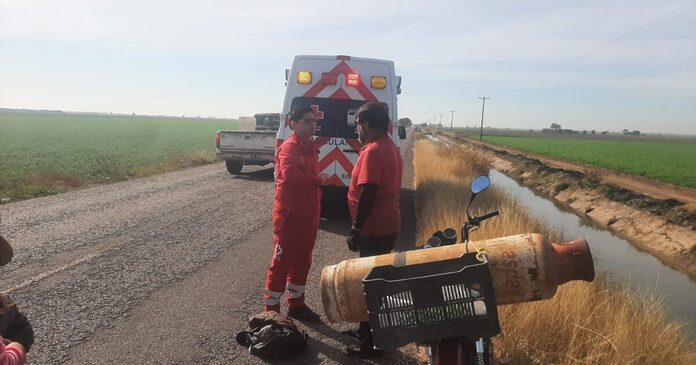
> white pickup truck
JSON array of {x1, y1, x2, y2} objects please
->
[{"x1": 215, "y1": 113, "x2": 279, "y2": 175}]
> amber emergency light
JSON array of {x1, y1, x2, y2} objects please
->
[
  {"x1": 297, "y1": 71, "x2": 312, "y2": 84},
  {"x1": 371, "y1": 76, "x2": 387, "y2": 89}
]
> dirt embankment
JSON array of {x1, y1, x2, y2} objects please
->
[{"x1": 440, "y1": 134, "x2": 696, "y2": 280}]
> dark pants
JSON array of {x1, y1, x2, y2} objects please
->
[{"x1": 357, "y1": 232, "x2": 397, "y2": 351}]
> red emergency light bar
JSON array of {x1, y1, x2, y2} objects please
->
[{"x1": 346, "y1": 73, "x2": 360, "y2": 87}]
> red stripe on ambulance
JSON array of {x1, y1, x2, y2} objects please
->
[{"x1": 302, "y1": 61, "x2": 377, "y2": 101}]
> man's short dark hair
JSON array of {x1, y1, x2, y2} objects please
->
[
  {"x1": 356, "y1": 102, "x2": 389, "y2": 132},
  {"x1": 289, "y1": 106, "x2": 313, "y2": 122}
]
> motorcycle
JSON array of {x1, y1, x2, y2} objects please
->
[{"x1": 421, "y1": 175, "x2": 498, "y2": 365}]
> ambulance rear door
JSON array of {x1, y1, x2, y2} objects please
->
[{"x1": 289, "y1": 97, "x2": 364, "y2": 186}]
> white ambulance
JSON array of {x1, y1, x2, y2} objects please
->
[{"x1": 278, "y1": 55, "x2": 404, "y2": 192}]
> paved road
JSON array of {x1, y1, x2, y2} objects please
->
[{"x1": 0, "y1": 133, "x2": 419, "y2": 364}]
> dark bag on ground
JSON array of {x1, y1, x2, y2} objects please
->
[
  {"x1": 235, "y1": 311, "x2": 308, "y2": 359},
  {"x1": 0, "y1": 293, "x2": 34, "y2": 353}
]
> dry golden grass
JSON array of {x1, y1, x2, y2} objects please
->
[
  {"x1": 496, "y1": 279, "x2": 695, "y2": 364},
  {"x1": 413, "y1": 137, "x2": 696, "y2": 364},
  {"x1": 413, "y1": 139, "x2": 560, "y2": 244}
]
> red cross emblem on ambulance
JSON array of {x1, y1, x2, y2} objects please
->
[{"x1": 311, "y1": 104, "x2": 324, "y2": 121}]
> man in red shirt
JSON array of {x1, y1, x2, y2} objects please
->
[
  {"x1": 344, "y1": 102, "x2": 402, "y2": 357},
  {"x1": 263, "y1": 106, "x2": 328, "y2": 321}
]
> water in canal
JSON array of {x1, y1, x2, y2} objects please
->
[{"x1": 489, "y1": 169, "x2": 696, "y2": 338}]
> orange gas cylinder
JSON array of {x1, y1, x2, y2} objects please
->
[{"x1": 320, "y1": 233, "x2": 594, "y2": 323}]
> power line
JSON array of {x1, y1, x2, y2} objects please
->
[
  {"x1": 607, "y1": 0, "x2": 696, "y2": 44},
  {"x1": 568, "y1": 1, "x2": 696, "y2": 67}
]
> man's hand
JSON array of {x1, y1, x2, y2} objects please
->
[
  {"x1": 347, "y1": 227, "x2": 360, "y2": 252},
  {"x1": 319, "y1": 173, "x2": 330, "y2": 183}
]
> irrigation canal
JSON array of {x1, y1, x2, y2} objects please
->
[{"x1": 489, "y1": 169, "x2": 696, "y2": 339}]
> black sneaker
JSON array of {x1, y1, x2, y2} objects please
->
[
  {"x1": 346, "y1": 345, "x2": 384, "y2": 358},
  {"x1": 287, "y1": 305, "x2": 321, "y2": 322},
  {"x1": 346, "y1": 334, "x2": 384, "y2": 358},
  {"x1": 340, "y1": 328, "x2": 364, "y2": 340}
]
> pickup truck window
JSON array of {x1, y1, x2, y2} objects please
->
[{"x1": 254, "y1": 114, "x2": 280, "y2": 130}]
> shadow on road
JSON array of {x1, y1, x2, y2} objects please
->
[
  {"x1": 395, "y1": 187, "x2": 417, "y2": 252},
  {"x1": 318, "y1": 187, "x2": 417, "y2": 252},
  {"x1": 232, "y1": 167, "x2": 275, "y2": 182},
  {"x1": 283, "y1": 320, "x2": 412, "y2": 364}
]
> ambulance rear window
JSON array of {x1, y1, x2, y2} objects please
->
[{"x1": 291, "y1": 97, "x2": 366, "y2": 139}]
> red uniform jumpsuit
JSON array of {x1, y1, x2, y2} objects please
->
[{"x1": 264, "y1": 132, "x2": 322, "y2": 311}]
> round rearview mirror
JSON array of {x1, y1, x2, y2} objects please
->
[{"x1": 470, "y1": 175, "x2": 491, "y2": 194}]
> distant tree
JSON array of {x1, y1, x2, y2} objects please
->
[
  {"x1": 622, "y1": 129, "x2": 629, "y2": 135},
  {"x1": 529, "y1": 129, "x2": 533, "y2": 133},
  {"x1": 582, "y1": 130, "x2": 587, "y2": 134},
  {"x1": 550, "y1": 123, "x2": 562, "y2": 131},
  {"x1": 398, "y1": 117, "x2": 413, "y2": 127},
  {"x1": 631, "y1": 130, "x2": 641, "y2": 136},
  {"x1": 591, "y1": 130, "x2": 596, "y2": 135},
  {"x1": 601, "y1": 131, "x2": 609, "y2": 135}
]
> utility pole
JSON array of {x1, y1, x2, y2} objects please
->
[
  {"x1": 450, "y1": 110, "x2": 455, "y2": 131},
  {"x1": 439, "y1": 114, "x2": 443, "y2": 128},
  {"x1": 478, "y1": 96, "x2": 490, "y2": 141}
]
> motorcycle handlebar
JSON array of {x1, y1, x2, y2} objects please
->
[{"x1": 472, "y1": 210, "x2": 499, "y2": 225}]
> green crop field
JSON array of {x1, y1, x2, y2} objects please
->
[
  {"x1": 481, "y1": 135, "x2": 696, "y2": 188},
  {"x1": 0, "y1": 110, "x2": 237, "y2": 199}
]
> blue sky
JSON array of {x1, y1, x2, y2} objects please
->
[{"x1": 1, "y1": 0, "x2": 694, "y2": 134}]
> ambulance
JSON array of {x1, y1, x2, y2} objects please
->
[{"x1": 278, "y1": 55, "x2": 403, "y2": 194}]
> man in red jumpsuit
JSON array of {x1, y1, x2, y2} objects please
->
[
  {"x1": 264, "y1": 106, "x2": 327, "y2": 322},
  {"x1": 344, "y1": 101, "x2": 402, "y2": 357}
]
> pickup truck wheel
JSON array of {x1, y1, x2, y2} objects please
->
[{"x1": 225, "y1": 161, "x2": 243, "y2": 175}]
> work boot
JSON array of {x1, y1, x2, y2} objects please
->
[{"x1": 287, "y1": 305, "x2": 321, "y2": 322}]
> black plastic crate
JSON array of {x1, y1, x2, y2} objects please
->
[{"x1": 362, "y1": 253, "x2": 500, "y2": 350}]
